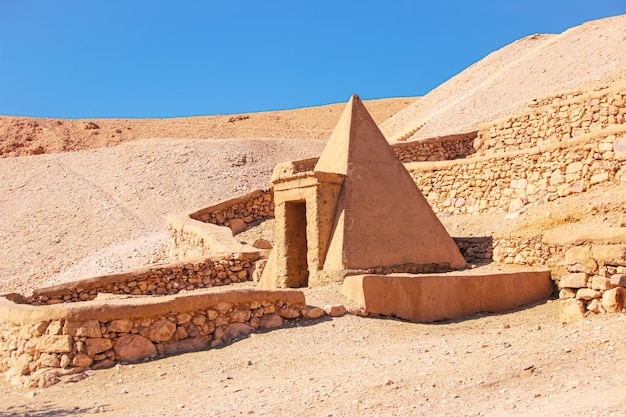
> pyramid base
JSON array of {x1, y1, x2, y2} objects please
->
[{"x1": 342, "y1": 266, "x2": 553, "y2": 323}]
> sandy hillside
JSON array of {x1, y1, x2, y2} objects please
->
[
  {"x1": 0, "y1": 98, "x2": 415, "y2": 158},
  {"x1": 1, "y1": 14, "x2": 626, "y2": 417},
  {"x1": 381, "y1": 14, "x2": 626, "y2": 141}
]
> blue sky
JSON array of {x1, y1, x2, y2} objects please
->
[{"x1": 0, "y1": 1, "x2": 624, "y2": 119}]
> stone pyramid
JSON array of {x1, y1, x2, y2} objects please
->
[{"x1": 314, "y1": 95, "x2": 466, "y2": 273}]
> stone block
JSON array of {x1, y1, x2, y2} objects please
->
[
  {"x1": 223, "y1": 323, "x2": 255, "y2": 342},
  {"x1": 260, "y1": 314, "x2": 283, "y2": 329},
  {"x1": 590, "y1": 275, "x2": 616, "y2": 291},
  {"x1": 85, "y1": 338, "x2": 113, "y2": 356},
  {"x1": 592, "y1": 244, "x2": 626, "y2": 266},
  {"x1": 576, "y1": 288, "x2": 600, "y2": 300},
  {"x1": 305, "y1": 307, "x2": 326, "y2": 319},
  {"x1": 559, "y1": 288, "x2": 576, "y2": 299},
  {"x1": 64, "y1": 320, "x2": 102, "y2": 338},
  {"x1": 601, "y1": 288, "x2": 626, "y2": 313},
  {"x1": 564, "y1": 246, "x2": 597, "y2": 273},
  {"x1": 325, "y1": 304, "x2": 348, "y2": 317},
  {"x1": 614, "y1": 138, "x2": 626, "y2": 161},
  {"x1": 560, "y1": 299, "x2": 586, "y2": 323},
  {"x1": 114, "y1": 335, "x2": 157, "y2": 362},
  {"x1": 37, "y1": 335, "x2": 72, "y2": 353},
  {"x1": 590, "y1": 172, "x2": 609, "y2": 185},
  {"x1": 558, "y1": 272, "x2": 588, "y2": 289},
  {"x1": 229, "y1": 218, "x2": 247, "y2": 234},
  {"x1": 108, "y1": 319, "x2": 134, "y2": 333},
  {"x1": 71, "y1": 354, "x2": 93, "y2": 367},
  {"x1": 142, "y1": 319, "x2": 176, "y2": 343},
  {"x1": 610, "y1": 273, "x2": 626, "y2": 287},
  {"x1": 162, "y1": 336, "x2": 210, "y2": 356}
]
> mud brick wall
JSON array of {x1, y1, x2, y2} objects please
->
[
  {"x1": 473, "y1": 84, "x2": 626, "y2": 156},
  {"x1": 0, "y1": 289, "x2": 314, "y2": 388},
  {"x1": 29, "y1": 254, "x2": 260, "y2": 305}
]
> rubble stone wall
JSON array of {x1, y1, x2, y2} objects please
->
[
  {"x1": 191, "y1": 189, "x2": 274, "y2": 227},
  {"x1": 409, "y1": 127, "x2": 626, "y2": 216},
  {"x1": 557, "y1": 244, "x2": 626, "y2": 322},
  {"x1": 0, "y1": 289, "x2": 310, "y2": 388},
  {"x1": 29, "y1": 253, "x2": 261, "y2": 305},
  {"x1": 474, "y1": 84, "x2": 626, "y2": 156},
  {"x1": 392, "y1": 132, "x2": 477, "y2": 162}
]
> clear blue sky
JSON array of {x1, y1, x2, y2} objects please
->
[{"x1": 0, "y1": 1, "x2": 624, "y2": 119}]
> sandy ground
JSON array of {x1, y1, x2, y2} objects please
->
[
  {"x1": 1, "y1": 14, "x2": 626, "y2": 417},
  {"x1": 1, "y1": 299, "x2": 625, "y2": 417}
]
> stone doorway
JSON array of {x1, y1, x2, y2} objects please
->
[{"x1": 284, "y1": 201, "x2": 309, "y2": 287}]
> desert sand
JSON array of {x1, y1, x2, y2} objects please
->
[{"x1": 1, "y1": 14, "x2": 625, "y2": 417}]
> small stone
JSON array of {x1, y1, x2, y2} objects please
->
[
  {"x1": 601, "y1": 288, "x2": 626, "y2": 313},
  {"x1": 259, "y1": 314, "x2": 283, "y2": 329},
  {"x1": 560, "y1": 299, "x2": 586, "y2": 323},
  {"x1": 223, "y1": 323, "x2": 255, "y2": 342},
  {"x1": 559, "y1": 288, "x2": 576, "y2": 299},
  {"x1": 610, "y1": 274, "x2": 626, "y2": 287},
  {"x1": 72, "y1": 354, "x2": 93, "y2": 368},
  {"x1": 229, "y1": 218, "x2": 247, "y2": 234},
  {"x1": 325, "y1": 304, "x2": 348, "y2": 317},
  {"x1": 251, "y1": 238, "x2": 273, "y2": 249},
  {"x1": 305, "y1": 307, "x2": 326, "y2": 319}
]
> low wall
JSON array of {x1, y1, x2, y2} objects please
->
[
  {"x1": 27, "y1": 253, "x2": 261, "y2": 305},
  {"x1": 0, "y1": 288, "x2": 312, "y2": 388},
  {"x1": 409, "y1": 126, "x2": 626, "y2": 215},
  {"x1": 474, "y1": 83, "x2": 626, "y2": 156},
  {"x1": 342, "y1": 268, "x2": 553, "y2": 323},
  {"x1": 392, "y1": 131, "x2": 477, "y2": 162}
]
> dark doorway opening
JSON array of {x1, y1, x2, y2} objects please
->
[{"x1": 284, "y1": 201, "x2": 309, "y2": 287}]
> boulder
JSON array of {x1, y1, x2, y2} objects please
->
[
  {"x1": 114, "y1": 335, "x2": 157, "y2": 362},
  {"x1": 260, "y1": 314, "x2": 283, "y2": 329},
  {"x1": 142, "y1": 319, "x2": 176, "y2": 343}
]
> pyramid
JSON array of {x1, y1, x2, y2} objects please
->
[
  {"x1": 259, "y1": 95, "x2": 466, "y2": 289},
  {"x1": 314, "y1": 95, "x2": 466, "y2": 273}
]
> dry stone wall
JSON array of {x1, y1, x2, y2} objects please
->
[
  {"x1": 191, "y1": 189, "x2": 274, "y2": 230},
  {"x1": 0, "y1": 289, "x2": 314, "y2": 388},
  {"x1": 409, "y1": 128, "x2": 626, "y2": 216},
  {"x1": 29, "y1": 253, "x2": 260, "y2": 305},
  {"x1": 474, "y1": 84, "x2": 626, "y2": 156},
  {"x1": 558, "y1": 244, "x2": 626, "y2": 322},
  {"x1": 392, "y1": 132, "x2": 477, "y2": 162}
]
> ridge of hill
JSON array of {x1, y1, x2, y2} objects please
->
[
  {"x1": 381, "y1": 14, "x2": 626, "y2": 142},
  {"x1": 0, "y1": 97, "x2": 415, "y2": 158}
]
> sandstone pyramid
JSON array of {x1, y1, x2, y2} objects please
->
[{"x1": 315, "y1": 95, "x2": 467, "y2": 274}]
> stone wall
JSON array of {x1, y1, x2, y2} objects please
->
[
  {"x1": 558, "y1": 243, "x2": 626, "y2": 322},
  {"x1": 409, "y1": 127, "x2": 626, "y2": 216},
  {"x1": 29, "y1": 253, "x2": 261, "y2": 305},
  {"x1": 392, "y1": 131, "x2": 477, "y2": 162},
  {"x1": 0, "y1": 288, "x2": 315, "y2": 388},
  {"x1": 191, "y1": 189, "x2": 274, "y2": 229},
  {"x1": 474, "y1": 83, "x2": 626, "y2": 156}
]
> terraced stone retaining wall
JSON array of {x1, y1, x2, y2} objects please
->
[
  {"x1": 0, "y1": 288, "x2": 312, "y2": 388},
  {"x1": 409, "y1": 127, "x2": 626, "y2": 216},
  {"x1": 27, "y1": 253, "x2": 260, "y2": 305},
  {"x1": 474, "y1": 83, "x2": 626, "y2": 156}
]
